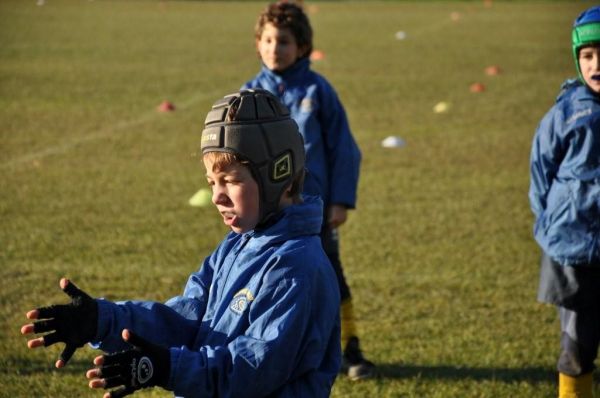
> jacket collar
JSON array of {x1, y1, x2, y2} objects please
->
[
  {"x1": 260, "y1": 57, "x2": 311, "y2": 86},
  {"x1": 244, "y1": 194, "x2": 323, "y2": 245},
  {"x1": 558, "y1": 78, "x2": 600, "y2": 103}
]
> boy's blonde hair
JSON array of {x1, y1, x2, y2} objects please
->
[
  {"x1": 204, "y1": 151, "x2": 304, "y2": 203},
  {"x1": 255, "y1": 1, "x2": 313, "y2": 58}
]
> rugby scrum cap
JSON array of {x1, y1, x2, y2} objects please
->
[
  {"x1": 572, "y1": 6, "x2": 600, "y2": 81},
  {"x1": 201, "y1": 89, "x2": 305, "y2": 225}
]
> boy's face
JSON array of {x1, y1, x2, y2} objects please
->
[
  {"x1": 257, "y1": 23, "x2": 304, "y2": 73},
  {"x1": 579, "y1": 45, "x2": 600, "y2": 94},
  {"x1": 204, "y1": 157, "x2": 260, "y2": 234}
]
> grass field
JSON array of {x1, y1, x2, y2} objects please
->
[{"x1": 1, "y1": 1, "x2": 596, "y2": 397}]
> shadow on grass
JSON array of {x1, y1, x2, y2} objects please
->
[
  {"x1": 9, "y1": 359, "x2": 557, "y2": 385},
  {"x1": 377, "y1": 363, "x2": 556, "y2": 384},
  {"x1": 3, "y1": 357, "x2": 93, "y2": 376}
]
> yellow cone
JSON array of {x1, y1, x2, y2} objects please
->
[{"x1": 188, "y1": 188, "x2": 212, "y2": 207}]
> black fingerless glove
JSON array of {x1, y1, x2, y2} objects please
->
[
  {"x1": 100, "y1": 330, "x2": 170, "y2": 398},
  {"x1": 33, "y1": 279, "x2": 98, "y2": 364}
]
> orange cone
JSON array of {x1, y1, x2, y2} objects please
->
[
  {"x1": 470, "y1": 83, "x2": 486, "y2": 93},
  {"x1": 310, "y1": 50, "x2": 325, "y2": 61},
  {"x1": 485, "y1": 65, "x2": 501, "y2": 76},
  {"x1": 157, "y1": 100, "x2": 175, "y2": 112}
]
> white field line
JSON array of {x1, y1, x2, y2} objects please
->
[
  {"x1": 2, "y1": 10, "x2": 474, "y2": 170},
  {"x1": 1, "y1": 90, "x2": 219, "y2": 170}
]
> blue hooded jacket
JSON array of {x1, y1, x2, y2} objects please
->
[
  {"x1": 242, "y1": 58, "x2": 361, "y2": 210},
  {"x1": 529, "y1": 79, "x2": 600, "y2": 266},
  {"x1": 92, "y1": 195, "x2": 341, "y2": 397}
]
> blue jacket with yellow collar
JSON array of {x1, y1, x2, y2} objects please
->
[
  {"x1": 242, "y1": 58, "x2": 361, "y2": 210},
  {"x1": 529, "y1": 79, "x2": 600, "y2": 266},
  {"x1": 93, "y1": 195, "x2": 341, "y2": 397}
]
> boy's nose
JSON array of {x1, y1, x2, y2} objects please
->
[{"x1": 212, "y1": 187, "x2": 228, "y2": 205}]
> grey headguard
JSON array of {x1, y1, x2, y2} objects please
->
[{"x1": 201, "y1": 89, "x2": 305, "y2": 226}]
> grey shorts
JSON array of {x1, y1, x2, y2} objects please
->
[
  {"x1": 537, "y1": 253, "x2": 600, "y2": 310},
  {"x1": 537, "y1": 252, "x2": 600, "y2": 375}
]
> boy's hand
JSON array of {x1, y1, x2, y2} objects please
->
[
  {"x1": 327, "y1": 205, "x2": 348, "y2": 229},
  {"x1": 87, "y1": 329, "x2": 170, "y2": 398},
  {"x1": 20, "y1": 278, "x2": 98, "y2": 368}
]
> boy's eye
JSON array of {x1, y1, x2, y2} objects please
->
[{"x1": 579, "y1": 49, "x2": 598, "y2": 60}]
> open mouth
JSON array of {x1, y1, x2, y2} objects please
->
[
  {"x1": 591, "y1": 75, "x2": 600, "y2": 81},
  {"x1": 221, "y1": 211, "x2": 237, "y2": 226}
]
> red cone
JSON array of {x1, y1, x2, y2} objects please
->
[
  {"x1": 157, "y1": 100, "x2": 175, "y2": 112},
  {"x1": 470, "y1": 83, "x2": 486, "y2": 93}
]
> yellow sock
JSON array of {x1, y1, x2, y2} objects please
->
[
  {"x1": 341, "y1": 299, "x2": 358, "y2": 349},
  {"x1": 559, "y1": 372, "x2": 594, "y2": 398}
]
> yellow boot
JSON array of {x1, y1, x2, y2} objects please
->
[{"x1": 559, "y1": 372, "x2": 594, "y2": 398}]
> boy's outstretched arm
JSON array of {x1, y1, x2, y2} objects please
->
[{"x1": 20, "y1": 278, "x2": 98, "y2": 368}]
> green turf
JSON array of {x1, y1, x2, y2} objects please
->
[{"x1": 0, "y1": 1, "x2": 596, "y2": 397}]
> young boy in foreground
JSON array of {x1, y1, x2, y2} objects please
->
[{"x1": 22, "y1": 89, "x2": 341, "y2": 398}]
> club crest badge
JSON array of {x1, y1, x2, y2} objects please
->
[
  {"x1": 230, "y1": 288, "x2": 255, "y2": 315},
  {"x1": 300, "y1": 98, "x2": 313, "y2": 113}
]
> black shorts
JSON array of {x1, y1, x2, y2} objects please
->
[{"x1": 320, "y1": 225, "x2": 351, "y2": 301}]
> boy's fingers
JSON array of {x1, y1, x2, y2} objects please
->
[
  {"x1": 88, "y1": 377, "x2": 106, "y2": 389},
  {"x1": 58, "y1": 344, "x2": 77, "y2": 364},
  {"x1": 101, "y1": 352, "x2": 126, "y2": 367},
  {"x1": 41, "y1": 331, "x2": 61, "y2": 347},
  {"x1": 26, "y1": 310, "x2": 39, "y2": 320},
  {"x1": 61, "y1": 279, "x2": 85, "y2": 299},
  {"x1": 104, "y1": 375, "x2": 127, "y2": 389},
  {"x1": 20, "y1": 324, "x2": 34, "y2": 335},
  {"x1": 122, "y1": 329, "x2": 148, "y2": 349},
  {"x1": 32, "y1": 319, "x2": 56, "y2": 334},
  {"x1": 93, "y1": 355, "x2": 105, "y2": 366},
  {"x1": 100, "y1": 364, "x2": 122, "y2": 379},
  {"x1": 27, "y1": 337, "x2": 45, "y2": 349},
  {"x1": 35, "y1": 305, "x2": 57, "y2": 320},
  {"x1": 86, "y1": 367, "x2": 102, "y2": 379},
  {"x1": 59, "y1": 278, "x2": 69, "y2": 290}
]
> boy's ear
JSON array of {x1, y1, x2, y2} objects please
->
[
  {"x1": 254, "y1": 39, "x2": 261, "y2": 53},
  {"x1": 279, "y1": 183, "x2": 294, "y2": 206}
]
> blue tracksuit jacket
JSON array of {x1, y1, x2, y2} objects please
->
[
  {"x1": 92, "y1": 195, "x2": 341, "y2": 397},
  {"x1": 529, "y1": 79, "x2": 600, "y2": 266},
  {"x1": 242, "y1": 58, "x2": 361, "y2": 209}
]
